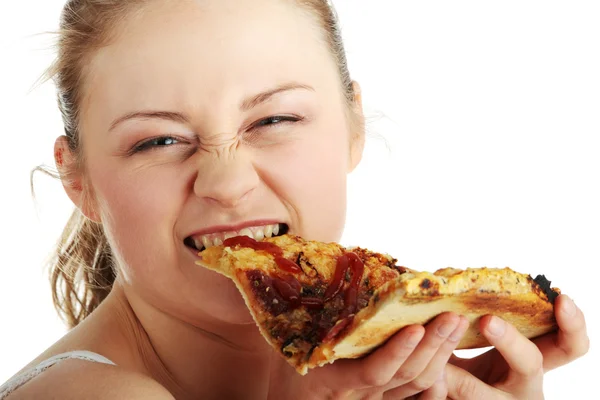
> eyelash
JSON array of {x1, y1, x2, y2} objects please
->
[
  {"x1": 131, "y1": 136, "x2": 182, "y2": 154},
  {"x1": 130, "y1": 115, "x2": 302, "y2": 153},
  {"x1": 250, "y1": 115, "x2": 302, "y2": 130}
]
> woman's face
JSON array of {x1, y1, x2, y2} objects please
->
[{"x1": 75, "y1": 0, "x2": 363, "y2": 324}]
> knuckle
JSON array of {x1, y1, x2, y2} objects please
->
[
  {"x1": 522, "y1": 351, "x2": 544, "y2": 377},
  {"x1": 581, "y1": 336, "x2": 591, "y2": 355},
  {"x1": 393, "y1": 368, "x2": 419, "y2": 384},
  {"x1": 329, "y1": 389, "x2": 354, "y2": 400},
  {"x1": 456, "y1": 376, "x2": 479, "y2": 399},
  {"x1": 574, "y1": 335, "x2": 591, "y2": 358},
  {"x1": 409, "y1": 377, "x2": 437, "y2": 392},
  {"x1": 360, "y1": 370, "x2": 390, "y2": 388},
  {"x1": 359, "y1": 392, "x2": 379, "y2": 400},
  {"x1": 557, "y1": 333, "x2": 590, "y2": 361}
]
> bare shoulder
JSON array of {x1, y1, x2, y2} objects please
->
[{"x1": 8, "y1": 359, "x2": 175, "y2": 400}]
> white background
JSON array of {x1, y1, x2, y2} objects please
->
[{"x1": 1, "y1": 1, "x2": 598, "y2": 398}]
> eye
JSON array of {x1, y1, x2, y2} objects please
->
[
  {"x1": 253, "y1": 115, "x2": 302, "y2": 129},
  {"x1": 132, "y1": 136, "x2": 180, "y2": 153}
]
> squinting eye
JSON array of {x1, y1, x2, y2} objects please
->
[
  {"x1": 132, "y1": 136, "x2": 180, "y2": 153},
  {"x1": 254, "y1": 115, "x2": 302, "y2": 128}
]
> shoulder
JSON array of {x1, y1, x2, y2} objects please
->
[{"x1": 7, "y1": 358, "x2": 175, "y2": 400}]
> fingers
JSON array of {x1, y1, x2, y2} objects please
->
[
  {"x1": 479, "y1": 315, "x2": 544, "y2": 380},
  {"x1": 411, "y1": 316, "x2": 469, "y2": 388},
  {"x1": 417, "y1": 382, "x2": 447, "y2": 400},
  {"x1": 534, "y1": 294, "x2": 589, "y2": 371},
  {"x1": 326, "y1": 324, "x2": 425, "y2": 390},
  {"x1": 380, "y1": 314, "x2": 468, "y2": 399},
  {"x1": 417, "y1": 316, "x2": 469, "y2": 386},
  {"x1": 390, "y1": 313, "x2": 462, "y2": 387},
  {"x1": 445, "y1": 364, "x2": 507, "y2": 400},
  {"x1": 383, "y1": 371, "x2": 448, "y2": 400},
  {"x1": 416, "y1": 372, "x2": 448, "y2": 400}
]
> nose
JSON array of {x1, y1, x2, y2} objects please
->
[{"x1": 193, "y1": 148, "x2": 260, "y2": 209}]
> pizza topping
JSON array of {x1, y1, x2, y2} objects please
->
[
  {"x1": 246, "y1": 250, "x2": 368, "y2": 346},
  {"x1": 323, "y1": 252, "x2": 364, "y2": 305},
  {"x1": 347, "y1": 253, "x2": 365, "y2": 293},
  {"x1": 300, "y1": 297, "x2": 325, "y2": 309},
  {"x1": 338, "y1": 252, "x2": 365, "y2": 318},
  {"x1": 248, "y1": 270, "x2": 289, "y2": 315},
  {"x1": 323, "y1": 315, "x2": 355, "y2": 343},
  {"x1": 273, "y1": 276, "x2": 301, "y2": 307},
  {"x1": 224, "y1": 235, "x2": 284, "y2": 257},
  {"x1": 276, "y1": 256, "x2": 303, "y2": 273},
  {"x1": 323, "y1": 253, "x2": 349, "y2": 301},
  {"x1": 231, "y1": 237, "x2": 374, "y2": 351},
  {"x1": 224, "y1": 235, "x2": 304, "y2": 274}
]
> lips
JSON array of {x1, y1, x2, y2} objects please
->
[{"x1": 184, "y1": 223, "x2": 289, "y2": 252}]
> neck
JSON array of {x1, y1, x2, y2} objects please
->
[{"x1": 101, "y1": 282, "x2": 285, "y2": 400}]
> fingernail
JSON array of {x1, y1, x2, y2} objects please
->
[
  {"x1": 486, "y1": 316, "x2": 506, "y2": 337},
  {"x1": 437, "y1": 321, "x2": 457, "y2": 338},
  {"x1": 406, "y1": 331, "x2": 422, "y2": 348},
  {"x1": 562, "y1": 295, "x2": 577, "y2": 317}
]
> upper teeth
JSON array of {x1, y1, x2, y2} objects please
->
[{"x1": 192, "y1": 223, "x2": 282, "y2": 250}]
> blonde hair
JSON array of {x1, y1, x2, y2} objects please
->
[{"x1": 42, "y1": 0, "x2": 358, "y2": 329}]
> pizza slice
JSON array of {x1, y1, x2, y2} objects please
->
[{"x1": 197, "y1": 234, "x2": 559, "y2": 375}]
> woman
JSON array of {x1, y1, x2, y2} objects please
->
[{"x1": 0, "y1": 0, "x2": 588, "y2": 399}]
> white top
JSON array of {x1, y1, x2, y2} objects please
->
[{"x1": 0, "y1": 350, "x2": 116, "y2": 399}]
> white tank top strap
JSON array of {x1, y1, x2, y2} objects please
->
[{"x1": 0, "y1": 350, "x2": 116, "y2": 399}]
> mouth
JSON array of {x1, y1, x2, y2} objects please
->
[{"x1": 184, "y1": 223, "x2": 289, "y2": 253}]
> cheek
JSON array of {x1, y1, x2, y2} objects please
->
[
  {"x1": 257, "y1": 123, "x2": 350, "y2": 241},
  {"x1": 87, "y1": 157, "x2": 185, "y2": 272}
]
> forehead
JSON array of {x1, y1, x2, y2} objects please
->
[{"x1": 82, "y1": 0, "x2": 339, "y2": 129}]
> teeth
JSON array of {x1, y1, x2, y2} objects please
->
[
  {"x1": 264, "y1": 225, "x2": 273, "y2": 238},
  {"x1": 223, "y1": 232, "x2": 235, "y2": 240},
  {"x1": 190, "y1": 223, "x2": 284, "y2": 251},
  {"x1": 254, "y1": 229, "x2": 264, "y2": 241},
  {"x1": 239, "y1": 228, "x2": 253, "y2": 238}
]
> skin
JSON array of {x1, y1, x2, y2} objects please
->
[{"x1": 10, "y1": 0, "x2": 588, "y2": 399}]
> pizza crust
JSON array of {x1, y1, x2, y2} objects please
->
[{"x1": 308, "y1": 268, "x2": 557, "y2": 373}]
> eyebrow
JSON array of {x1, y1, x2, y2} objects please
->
[
  {"x1": 239, "y1": 82, "x2": 314, "y2": 111},
  {"x1": 109, "y1": 110, "x2": 189, "y2": 132},
  {"x1": 108, "y1": 83, "x2": 314, "y2": 132}
]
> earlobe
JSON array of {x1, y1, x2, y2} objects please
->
[
  {"x1": 349, "y1": 81, "x2": 365, "y2": 172},
  {"x1": 54, "y1": 136, "x2": 101, "y2": 222}
]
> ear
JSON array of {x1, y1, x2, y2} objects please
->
[
  {"x1": 348, "y1": 81, "x2": 365, "y2": 172},
  {"x1": 54, "y1": 136, "x2": 101, "y2": 223}
]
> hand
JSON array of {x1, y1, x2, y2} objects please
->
[
  {"x1": 444, "y1": 294, "x2": 589, "y2": 399},
  {"x1": 268, "y1": 312, "x2": 470, "y2": 400}
]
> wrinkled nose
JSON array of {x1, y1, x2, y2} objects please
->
[{"x1": 193, "y1": 149, "x2": 260, "y2": 209}]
